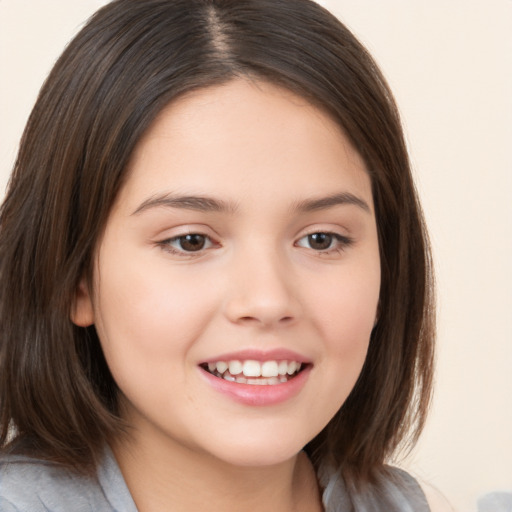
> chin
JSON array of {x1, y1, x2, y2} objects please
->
[
  {"x1": 217, "y1": 449, "x2": 300, "y2": 469},
  {"x1": 203, "y1": 432, "x2": 310, "y2": 469}
]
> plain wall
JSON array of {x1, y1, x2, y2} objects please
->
[{"x1": 1, "y1": 1, "x2": 511, "y2": 511}]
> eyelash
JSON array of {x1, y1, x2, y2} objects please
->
[
  {"x1": 157, "y1": 231, "x2": 353, "y2": 257},
  {"x1": 295, "y1": 232, "x2": 354, "y2": 254},
  {"x1": 158, "y1": 233, "x2": 216, "y2": 256}
]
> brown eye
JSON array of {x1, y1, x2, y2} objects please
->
[
  {"x1": 296, "y1": 232, "x2": 353, "y2": 253},
  {"x1": 160, "y1": 232, "x2": 216, "y2": 256},
  {"x1": 177, "y1": 234, "x2": 207, "y2": 251},
  {"x1": 160, "y1": 232, "x2": 217, "y2": 256},
  {"x1": 307, "y1": 233, "x2": 334, "y2": 251}
]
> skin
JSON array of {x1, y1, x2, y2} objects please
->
[{"x1": 73, "y1": 79, "x2": 381, "y2": 511}]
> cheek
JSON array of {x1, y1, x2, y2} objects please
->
[
  {"x1": 91, "y1": 269, "x2": 216, "y2": 422},
  {"x1": 306, "y1": 264, "x2": 379, "y2": 403},
  {"x1": 91, "y1": 253, "x2": 218, "y2": 375},
  {"x1": 312, "y1": 266, "x2": 379, "y2": 345}
]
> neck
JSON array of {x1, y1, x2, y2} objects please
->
[{"x1": 111, "y1": 432, "x2": 323, "y2": 512}]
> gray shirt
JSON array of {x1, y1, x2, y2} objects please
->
[{"x1": 0, "y1": 448, "x2": 430, "y2": 511}]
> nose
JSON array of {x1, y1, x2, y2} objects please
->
[{"x1": 223, "y1": 245, "x2": 300, "y2": 328}]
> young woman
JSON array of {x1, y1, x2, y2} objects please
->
[{"x1": 0, "y1": 1, "x2": 439, "y2": 510}]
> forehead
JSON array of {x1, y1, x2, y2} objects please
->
[{"x1": 117, "y1": 78, "x2": 372, "y2": 212}]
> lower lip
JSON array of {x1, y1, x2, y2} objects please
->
[{"x1": 199, "y1": 366, "x2": 311, "y2": 406}]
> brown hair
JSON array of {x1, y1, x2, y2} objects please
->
[{"x1": 0, "y1": 0, "x2": 434, "y2": 478}]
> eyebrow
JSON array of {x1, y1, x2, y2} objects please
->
[
  {"x1": 293, "y1": 192, "x2": 371, "y2": 214},
  {"x1": 132, "y1": 191, "x2": 371, "y2": 216},
  {"x1": 132, "y1": 193, "x2": 238, "y2": 215}
]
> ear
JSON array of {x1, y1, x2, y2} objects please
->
[{"x1": 71, "y1": 277, "x2": 94, "y2": 327}]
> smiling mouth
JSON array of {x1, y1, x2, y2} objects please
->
[{"x1": 200, "y1": 359, "x2": 306, "y2": 385}]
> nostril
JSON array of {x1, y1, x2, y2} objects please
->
[{"x1": 237, "y1": 315, "x2": 294, "y2": 325}]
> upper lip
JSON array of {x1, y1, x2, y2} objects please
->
[{"x1": 200, "y1": 348, "x2": 311, "y2": 365}]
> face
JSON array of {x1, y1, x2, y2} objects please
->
[{"x1": 73, "y1": 79, "x2": 380, "y2": 468}]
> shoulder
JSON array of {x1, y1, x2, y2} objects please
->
[
  {"x1": 418, "y1": 480, "x2": 457, "y2": 512},
  {"x1": 377, "y1": 466, "x2": 434, "y2": 511},
  {"x1": 384, "y1": 467, "x2": 456, "y2": 512},
  {"x1": 319, "y1": 461, "x2": 436, "y2": 511},
  {"x1": 0, "y1": 453, "x2": 103, "y2": 512}
]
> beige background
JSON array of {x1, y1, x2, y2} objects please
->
[{"x1": 1, "y1": 1, "x2": 511, "y2": 510}]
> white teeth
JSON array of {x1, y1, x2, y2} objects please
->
[
  {"x1": 287, "y1": 361, "x2": 298, "y2": 375},
  {"x1": 243, "y1": 360, "x2": 261, "y2": 377},
  {"x1": 261, "y1": 361, "x2": 279, "y2": 377},
  {"x1": 205, "y1": 359, "x2": 304, "y2": 383},
  {"x1": 228, "y1": 360, "x2": 243, "y2": 375},
  {"x1": 216, "y1": 361, "x2": 228, "y2": 374},
  {"x1": 278, "y1": 360, "x2": 288, "y2": 376},
  {"x1": 246, "y1": 377, "x2": 280, "y2": 385}
]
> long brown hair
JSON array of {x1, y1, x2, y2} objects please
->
[{"x1": 0, "y1": 0, "x2": 434, "y2": 478}]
